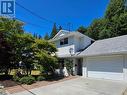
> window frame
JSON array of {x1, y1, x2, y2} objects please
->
[{"x1": 60, "y1": 38, "x2": 68, "y2": 45}]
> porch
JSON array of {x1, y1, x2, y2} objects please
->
[{"x1": 57, "y1": 58, "x2": 83, "y2": 76}]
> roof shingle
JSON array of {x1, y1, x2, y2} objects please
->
[{"x1": 79, "y1": 35, "x2": 127, "y2": 56}]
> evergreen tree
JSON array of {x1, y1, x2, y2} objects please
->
[
  {"x1": 101, "y1": 0, "x2": 127, "y2": 38},
  {"x1": 77, "y1": 26, "x2": 87, "y2": 34},
  {"x1": 50, "y1": 23, "x2": 57, "y2": 39},
  {"x1": 38, "y1": 35, "x2": 42, "y2": 39},
  {"x1": 86, "y1": 19, "x2": 106, "y2": 40},
  {"x1": 78, "y1": 0, "x2": 127, "y2": 40},
  {"x1": 44, "y1": 33, "x2": 49, "y2": 40},
  {"x1": 33, "y1": 33, "x2": 38, "y2": 38},
  {"x1": 105, "y1": 0, "x2": 125, "y2": 19}
]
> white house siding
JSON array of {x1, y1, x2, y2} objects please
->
[
  {"x1": 83, "y1": 55, "x2": 126, "y2": 81},
  {"x1": 53, "y1": 35, "x2": 92, "y2": 57},
  {"x1": 123, "y1": 55, "x2": 127, "y2": 80},
  {"x1": 83, "y1": 58, "x2": 87, "y2": 78},
  {"x1": 74, "y1": 36, "x2": 91, "y2": 52},
  {"x1": 55, "y1": 36, "x2": 75, "y2": 56},
  {"x1": 79, "y1": 36, "x2": 91, "y2": 50},
  {"x1": 73, "y1": 37, "x2": 80, "y2": 52},
  {"x1": 56, "y1": 45, "x2": 75, "y2": 56}
]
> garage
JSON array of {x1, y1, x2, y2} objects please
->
[
  {"x1": 78, "y1": 35, "x2": 127, "y2": 81},
  {"x1": 86, "y1": 56, "x2": 124, "y2": 80}
]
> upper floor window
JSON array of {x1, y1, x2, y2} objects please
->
[{"x1": 60, "y1": 38, "x2": 68, "y2": 45}]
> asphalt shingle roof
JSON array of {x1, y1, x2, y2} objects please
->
[{"x1": 79, "y1": 35, "x2": 127, "y2": 57}]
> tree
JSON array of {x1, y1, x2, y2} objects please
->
[
  {"x1": 38, "y1": 35, "x2": 42, "y2": 39},
  {"x1": 33, "y1": 33, "x2": 42, "y2": 39},
  {"x1": 11, "y1": 33, "x2": 35, "y2": 75},
  {"x1": 101, "y1": 0, "x2": 127, "y2": 38},
  {"x1": 44, "y1": 33, "x2": 49, "y2": 40},
  {"x1": 50, "y1": 23, "x2": 57, "y2": 39},
  {"x1": 33, "y1": 33, "x2": 38, "y2": 38},
  {"x1": 77, "y1": 0, "x2": 127, "y2": 40},
  {"x1": 77, "y1": 26, "x2": 87, "y2": 34},
  {"x1": 0, "y1": 31, "x2": 12, "y2": 74},
  {"x1": 32, "y1": 39, "x2": 57, "y2": 75},
  {"x1": 0, "y1": 17, "x2": 58, "y2": 76},
  {"x1": 112, "y1": 13, "x2": 127, "y2": 36},
  {"x1": 86, "y1": 19, "x2": 106, "y2": 40},
  {"x1": 105, "y1": 0, "x2": 125, "y2": 19},
  {"x1": 0, "y1": 17, "x2": 24, "y2": 74}
]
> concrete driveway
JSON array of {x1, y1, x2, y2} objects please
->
[{"x1": 10, "y1": 77, "x2": 127, "y2": 95}]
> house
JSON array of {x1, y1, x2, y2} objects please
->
[
  {"x1": 50, "y1": 30, "x2": 127, "y2": 81},
  {"x1": 50, "y1": 30, "x2": 94, "y2": 76}
]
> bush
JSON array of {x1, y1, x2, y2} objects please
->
[
  {"x1": 37, "y1": 76, "x2": 45, "y2": 81},
  {"x1": 13, "y1": 75, "x2": 20, "y2": 82},
  {"x1": 19, "y1": 76, "x2": 35, "y2": 85}
]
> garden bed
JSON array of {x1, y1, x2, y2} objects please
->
[{"x1": 0, "y1": 76, "x2": 78, "y2": 94}]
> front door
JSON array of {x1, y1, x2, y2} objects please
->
[{"x1": 77, "y1": 59, "x2": 83, "y2": 76}]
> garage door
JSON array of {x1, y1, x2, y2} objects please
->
[{"x1": 87, "y1": 56, "x2": 124, "y2": 80}]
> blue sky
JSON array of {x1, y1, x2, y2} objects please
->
[{"x1": 16, "y1": 0, "x2": 109, "y2": 37}]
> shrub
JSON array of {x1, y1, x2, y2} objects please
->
[
  {"x1": 19, "y1": 76, "x2": 35, "y2": 85},
  {"x1": 37, "y1": 76, "x2": 45, "y2": 81},
  {"x1": 43, "y1": 74, "x2": 56, "y2": 80},
  {"x1": 13, "y1": 75, "x2": 20, "y2": 82}
]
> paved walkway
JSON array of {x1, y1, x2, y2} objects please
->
[{"x1": 9, "y1": 78, "x2": 127, "y2": 95}]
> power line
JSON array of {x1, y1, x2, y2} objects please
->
[
  {"x1": 15, "y1": 2, "x2": 74, "y2": 31},
  {"x1": 7, "y1": 14, "x2": 50, "y2": 29},
  {"x1": 15, "y1": 2, "x2": 55, "y2": 24},
  {"x1": 16, "y1": 17, "x2": 50, "y2": 29}
]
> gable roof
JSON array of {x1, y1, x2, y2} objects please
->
[
  {"x1": 78, "y1": 35, "x2": 127, "y2": 57},
  {"x1": 50, "y1": 30, "x2": 94, "y2": 42},
  {"x1": 52, "y1": 30, "x2": 69, "y2": 39}
]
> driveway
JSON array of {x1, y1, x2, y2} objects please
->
[{"x1": 10, "y1": 77, "x2": 127, "y2": 95}]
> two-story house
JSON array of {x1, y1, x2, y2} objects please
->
[
  {"x1": 50, "y1": 30, "x2": 127, "y2": 81},
  {"x1": 50, "y1": 30, "x2": 94, "y2": 76}
]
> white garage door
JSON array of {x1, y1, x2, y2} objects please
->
[{"x1": 87, "y1": 56, "x2": 124, "y2": 80}]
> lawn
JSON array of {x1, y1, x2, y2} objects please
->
[
  {"x1": 0, "y1": 69, "x2": 41, "y2": 76},
  {"x1": 9, "y1": 69, "x2": 41, "y2": 75}
]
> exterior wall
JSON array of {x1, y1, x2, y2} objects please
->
[
  {"x1": 74, "y1": 36, "x2": 91, "y2": 52},
  {"x1": 73, "y1": 37, "x2": 80, "y2": 52},
  {"x1": 54, "y1": 35, "x2": 92, "y2": 56},
  {"x1": 79, "y1": 36, "x2": 91, "y2": 50},
  {"x1": 123, "y1": 55, "x2": 127, "y2": 80},
  {"x1": 54, "y1": 36, "x2": 75, "y2": 56},
  {"x1": 82, "y1": 57, "x2": 87, "y2": 78}
]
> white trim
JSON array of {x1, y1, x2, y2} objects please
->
[
  {"x1": 50, "y1": 30, "x2": 94, "y2": 42},
  {"x1": 83, "y1": 57, "x2": 87, "y2": 78},
  {"x1": 85, "y1": 54, "x2": 123, "y2": 59},
  {"x1": 123, "y1": 55, "x2": 127, "y2": 80},
  {"x1": 78, "y1": 52, "x2": 127, "y2": 57},
  {"x1": 52, "y1": 30, "x2": 69, "y2": 39}
]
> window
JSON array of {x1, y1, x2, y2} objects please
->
[{"x1": 60, "y1": 38, "x2": 68, "y2": 45}]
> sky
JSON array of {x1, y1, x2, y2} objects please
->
[{"x1": 16, "y1": 0, "x2": 110, "y2": 37}]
